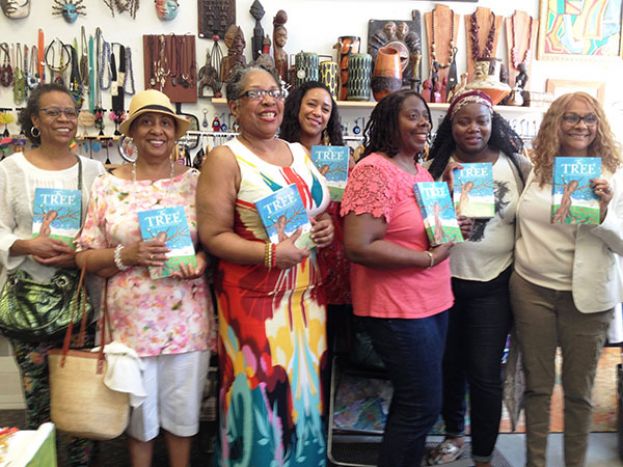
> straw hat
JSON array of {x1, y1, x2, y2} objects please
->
[{"x1": 119, "y1": 89, "x2": 190, "y2": 139}]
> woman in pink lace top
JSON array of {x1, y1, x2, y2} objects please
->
[{"x1": 341, "y1": 89, "x2": 455, "y2": 467}]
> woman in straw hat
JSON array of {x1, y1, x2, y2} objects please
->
[{"x1": 76, "y1": 89, "x2": 213, "y2": 467}]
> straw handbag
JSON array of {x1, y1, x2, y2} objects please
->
[{"x1": 48, "y1": 271, "x2": 129, "y2": 440}]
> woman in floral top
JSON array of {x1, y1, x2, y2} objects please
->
[{"x1": 76, "y1": 90, "x2": 212, "y2": 467}]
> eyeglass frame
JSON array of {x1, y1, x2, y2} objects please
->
[
  {"x1": 38, "y1": 107, "x2": 80, "y2": 119},
  {"x1": 238, "y1": 88, "x2": 287, "y2": 101},
  {"x1": 561, "y1": 112, "x2": 598, "y2": 126}
]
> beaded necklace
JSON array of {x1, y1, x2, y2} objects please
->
[
  {"x1": 470, "y1": 11, "x2": 496, "y2": 62},
  {"x1": 45, "y1": 39, "x2": 71, "y2": 85},
  {"x1": 98, "y1": 38, "x2": 112, "y2": 91},
  {"x1": 26, "y1": 45, "x2": 39, "y2": 90},
  {"x1": 0, "y1": 43, "x2": 13, "y2": 87},
  {"x1": 131, "y1": 160, "x2": 175, "y2": 184},
  {"x1": 510, "y1": 12, "x2": 533, "y2": 70},
  {"x1": 430, "y1": 7, "x2": 454, "y2": 69},
  {"x1": 69, "y1": 44, "x2": 84, "y2": 107},
  {"x1": 122, "y1": 47, "x2": 135, "y2": 95},
  {"x1": 80, "y1": 26, "x2": 89, "y2": 86},
  {"x1": 13, "y1": 44, "x2": 26, "y2": 104}
]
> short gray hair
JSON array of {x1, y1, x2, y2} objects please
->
[{"x1": 225, "y1": 65, "x2": 282, "y2": 102}]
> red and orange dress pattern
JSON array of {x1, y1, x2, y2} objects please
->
[{"x1": 216, "y1": 138, "x2": 330, "y2": 466}]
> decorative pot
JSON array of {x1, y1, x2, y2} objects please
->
[
  {"x1": 371, "y1": 46, "x2": 403, "y2": 101},
  {"x1": 319, "y1": 60, "x2": 339, "y2": 99},
  {"x1": 295, "y1": 51, "x2": 319, "y2": 87},
  {"x1": 346, "y1": 53, "x2": 372, "y2": 101},
  {"x1": 465, "y1": 60, "x2": 511, "y2": 105}
]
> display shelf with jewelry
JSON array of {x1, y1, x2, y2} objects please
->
[
  {"x1": 504, "y1": 10, "x2": 538, "y2": 88},
  {"x1": 464, "y1": 7, "x2": 503, "y2": 81},
  {"x1": 424, "y1": 4, "x2": 460, "y2": 103}
]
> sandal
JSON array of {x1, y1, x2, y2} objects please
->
[{"x1": 426, "y1": 438, "x2": 465, "y2": 465}]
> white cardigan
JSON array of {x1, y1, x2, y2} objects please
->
[{"x1": 515, "y1": 167, "x2": 623, "y2": 313}]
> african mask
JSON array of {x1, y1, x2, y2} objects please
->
[
  {"x1": 155, "y1": 0, "x2": 179, "y2": 21},
  {"x1": 0, "y1": 0, "x2": 30, "y2": 19},
  {"x1": 52, "y1": 0, "x2": 86, "y2": 24}
]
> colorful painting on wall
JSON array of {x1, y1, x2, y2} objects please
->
[{"x1": 538, "y1": 0, "x2": 623, "y2": 60}]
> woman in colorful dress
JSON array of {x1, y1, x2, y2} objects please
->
[
  {"x1": 0, "y1": 83, "x2": 105, "y2": 467},
  {"x1": 76, "y1": 90, "x2": 213, "y2": 467},
  {"x1": 197, "y1": 66, "x2": 334, "y2": 466}
]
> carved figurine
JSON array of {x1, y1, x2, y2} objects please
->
[
  {"x1": 273, "y1": 10, "x2": 288, "y2": 82},
  {"x1": 250, "y1": 0, "x2": 265, "y2": 61},
  {"x1": 220, "y1": 25, "x2": 247, "y2": 84},
  {"x1": 253, "y1": 35, "x2": 275, "y2": 70}
]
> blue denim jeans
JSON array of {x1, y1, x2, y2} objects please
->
[
  {"x1": 441, "y1": 267, "x2": 513, "y2": 463},
  {"x1": 362, "y1": 311, "x2": 448, "y2": 467}
]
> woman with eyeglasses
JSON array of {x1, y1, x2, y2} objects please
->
[
  {"x1": 511, "y1": 92, "x2": 623, "y2": 466},
  {"x1": 197, "y1": 66, "x2": 333, "y2": 466},
  {"x1": 0, "y1": 83, "x2": 105, "y2": 466}
]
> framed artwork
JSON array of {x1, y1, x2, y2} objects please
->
[
  {"x1": 538, "y1": 0, "x2": 623, "y2": 60},
  {"x1": 545, "y1": 79, "x2": 605, "y2": 104}
]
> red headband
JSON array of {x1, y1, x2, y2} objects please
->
[{"x1": 448, "y1": 90, "x2": 493, "y2": 120}]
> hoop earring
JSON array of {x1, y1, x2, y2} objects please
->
[{"x1": 30, "y1": 126, "x2": 40, "y2": 138}]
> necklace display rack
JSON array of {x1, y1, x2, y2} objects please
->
[
  {"x1": 504, "y1": 10, "x2": 537, "y2": 88},
  {"x1": 143, "y1": 34, "x2": 198, "y2": 103},
  {"x1": 464, "y1": 6, "x2": 503, "y2": 81},
  {"x1": 424, "y1": 4, "x2": 459, "y2": 103}
]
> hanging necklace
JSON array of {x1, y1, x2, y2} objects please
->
[
  {"x1": 13, "y1": 44, "x2": 27, "y2": 104},
  {"x1": 0, "y1": 42, "x2": 13, "y2": 87},
  {"x1": 69, "y1": 44, "x2": 84, "y2": 107},
  {"x1": 510, "y1": 12, "x2": 533, "y2": 70},
  {"x1": 132, "y1": 160, "x2": 175, "y2": 183},
  {"x1": 79, "y1": 26, "x2": 89, "y2": 86},
  {"x1": 26, "y1": 45, "x2": 39, "y2": 90},
  {"x1": 430, "y1": 7, "x2": 455, "y2": 69},
  {"x1": 470, "y1": 11, "x2": 496, "y2": 62},
  {"x1": 122, "y1": 46, "x2": 135, "y2": 95},
  {"x1": 45, "y1": 39, "x2": 71, "y2": 85},
  {"x1": 98, "y1": 38, "x2": 112, "y2": 90},
  {"x1": 154, "y1": 34, "x2": 170, "y2": 91}
]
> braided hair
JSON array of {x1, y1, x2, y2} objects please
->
[
  {"x1": 280, "y1": 81, "x2": 343, "y2": 145},
  {"x1": 428, "y1": 110, "x2": 524, "y2": 180},
  {"x1": 362, "y1": 89, "x2": 431, "y2": 159}
]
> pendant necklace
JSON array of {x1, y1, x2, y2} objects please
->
[
  {"x1": 430, "y1": 8, "x2": 455, "y2": 69},
  {"x1": 132, "y1": 160, "x2": 176, "y2": 184},
  {"x1": 470, "y1": 11, "x2": 496, "y2": 62},
  {"x1": 510, "y1": 12, "x2": 533, "y2": 70},
  {"x1": 26, "y1": 45, "x2": 39, "y2": 90},
  {"x1": 45, "y1": 39, "x2": 71, "y2": 86},
  {"x1": 0, "y1": 42, "x2": 13, "y2": 87},
  {"x1": 122, "y1": 46, "x2": 135, "y2": 95},
  {"x1": 69, "y1": 44, "x2": 84, "y2": 107},
  {"x1": 13, "y1": 44, "x2": 27, "y2": 104}
]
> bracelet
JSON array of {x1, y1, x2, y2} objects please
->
[
  {"x1": 114, "y1": 244, "x2": 130, "y2": 271},
  {"x1": 425, "y1": 250, "x2": 435, "y2": 268},
  {"x1": 264, "y1": 241, "x2": 272, "y2": 269},
  {"x1": 271, "y1": 243, "x2": 277, "y2": 269}
]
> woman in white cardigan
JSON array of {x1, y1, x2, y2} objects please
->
[{"x1": 511, "y1": 92, "x2": 623, "y2": 467}]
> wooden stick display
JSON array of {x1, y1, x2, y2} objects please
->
[
  {"x1": 424, "y1": 5, "x2": 460, "y2": 103},
  {"x1": 464, "y1": 7, "x2": 503, "y2": 81},
  {"x1": 504, "y1": 10, "x2": 538, "y2": 88}
]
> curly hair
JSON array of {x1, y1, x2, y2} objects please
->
[
  {"x1": 279, "y1": 81, "x2": 343, "y2": 146},
  {"x1": 362, "y1": 89, "x2": 431, "y2": 159},
  {"x1": 225, "y1": 65, "x2": 282, "y2": 102},
  {"x1": 532, "y1": 92, "x2": 621, "y2": 187},
  {"x1": 18, "y1": 83, "x2": 75, "y2": 146},
  {"x1": 428, "y1": 110, "x2": 524, "y2": 180}
]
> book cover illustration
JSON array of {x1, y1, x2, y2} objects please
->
[
  {"x1": 311, "y1": 145, "x2": 350, "y2": 201},
  {"x1": 551, "y1": 157, "x2": 602, "y2": 225},
  {"x1": 452, "y1": 162, "x2": 495, "y2": 218},
  {"x1": 137, "y1": 206, "x2": 197, "y2": 279},
  {"x1": 255, "y1": 184, "x2": 314, "y2": 249},
  {"x1": 32, "y1": 188, "x2": 82, "y2": 248},
  {"x1": 414, "y1": 181, "x2": 464, "y2": 246}
]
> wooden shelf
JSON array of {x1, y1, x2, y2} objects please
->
[{"x1": 211, "y1": 98, "x2": 545, "y2": 114}]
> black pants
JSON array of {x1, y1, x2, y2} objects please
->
[{"x1": 441, "y1": 267, "x2": 513, "y2": 462}]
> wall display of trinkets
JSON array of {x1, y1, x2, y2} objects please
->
[{"x1": 143, "y1": 34, "x2": 197, "y2": 103}]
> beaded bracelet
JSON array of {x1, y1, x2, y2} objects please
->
[
  {"x1": 114, "y1": 244, "x2": 130, "y2": 271},
  {"x1": 264, "y1": 241, "x2": 272, "y2": 269},
  {"x1": 271, "y1": 243, "x2": 277, "y2": 269}
]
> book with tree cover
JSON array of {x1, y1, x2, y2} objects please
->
[
  {"x1": 138, "y1": 206, "x2": 197, "y2": 279},
  {"x1": 311, "y1": 145, "x2": 350, "y2": 201},
  {"x1": 255, "y1": 184, "x2": 314, "y2": 249},
  {"x1": 452, "y1": 162, "x2": 494, "y2": 218},
  {"x1": 551, "y1": 157, "x2": 601, "y2": 224},
  {"x1": 414, "y1": 181, "x2": 464, "y2": 246},
  {"x1": 32, "y1": 188, "x2": 82, "y2": 248}
]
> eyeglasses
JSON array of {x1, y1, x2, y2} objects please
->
[
  {"x1": 561, "y1": 112, "x2": 598, "y2": 126},
  {"x1": 239, "y1": 88, "x2": 286, "y2": 101},
  {"x1": 39, "y1": 107, "x2": 79, "y2": 119}
]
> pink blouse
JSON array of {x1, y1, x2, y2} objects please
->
[{"x1": 340, "y1": 153, "x2": 453, "y2": 319}]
